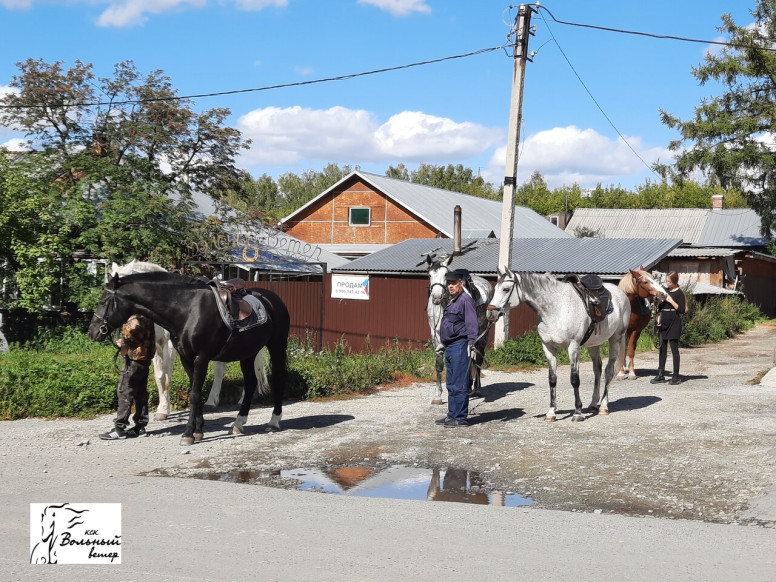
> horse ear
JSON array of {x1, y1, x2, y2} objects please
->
[
  {"x1": 111, "y1": 273, "x2": 120, "y2": 286},
  {"x1": 630, "y1": 268, "x2": 640, "y2": 277}
]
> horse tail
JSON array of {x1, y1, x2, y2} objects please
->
[{"x1": 258, "y1": 290, "x2": 290, "y2": 411}]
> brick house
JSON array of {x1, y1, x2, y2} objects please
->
[{"x1": 279, "y1": 171, "x2": 569, "y2": 259}]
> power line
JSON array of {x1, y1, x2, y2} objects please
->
[
  {"x1": 0, "y1": 45, "x2": 510, "y2": 110},
  {"x1": 533, "y1": 4, "x2": 776, "y2": 53},
  {"x1": 534, "y1": 7, "x2": 663, "y2": 181}
]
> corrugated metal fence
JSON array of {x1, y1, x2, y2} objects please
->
[{"x1": 255, "y1": 274, "x2": 537, "y2": 352}]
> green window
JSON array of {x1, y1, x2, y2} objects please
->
[{"x1": 349, "y1": 207, "x2": 371, "y2": 226}]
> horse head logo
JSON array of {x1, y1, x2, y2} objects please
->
[{"x1": 30, "y1": 504, "x2": 88, "y2": 564}]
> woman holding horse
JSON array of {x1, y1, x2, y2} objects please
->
[{"x1": 651, "y1": 271, "x2": 686, "y2": 385}]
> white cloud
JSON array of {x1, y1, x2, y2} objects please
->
[
  {"x1": 236, "y1": 105, "x2": 501, "y2": 168},
  {"x1": 0, "y1": 137, "x2": 29, "y2": 151},
  {"x1": 357, "y1": 0, "x2": 430, "y2": 17},
  {"x1": 486, "y1": 125, "x2": 672, "y2": 189},
  {"x1": 1, "y1": 0, "x2": 33, "y2": 9},
  {"x1": 233, "y1": 0, "x2": 286, "y2": 9},
  {"x1": 96, "y1": 0, "x2": 203, "y2": 27},
  {"x1": 0, "y1": 0, "x2": 287, "y2": 28}
]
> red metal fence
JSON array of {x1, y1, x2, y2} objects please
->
[{"x1": 254, "y1": 274, "x2": 537, "y2": 352}]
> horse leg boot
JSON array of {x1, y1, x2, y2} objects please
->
[
  {"x1": 586, "y1": 346, "x2": 603, "y2": 415},
  {"x1": 569, "y1": 347, "x2": 585, "y2": 422},
  {"x1": 543, "y1": 345, "x2": 559, "y2": 422},
  {"x1": 232, "y1": 359, "x2": 258, "y2": 436}
]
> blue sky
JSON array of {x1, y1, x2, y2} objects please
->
[{"x1": 0, "y1": 0, "x2": 757, "y2": 190}]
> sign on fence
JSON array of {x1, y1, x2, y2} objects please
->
[{"x1": 331, "y1": 274, "x2": 370, "y2": 300}]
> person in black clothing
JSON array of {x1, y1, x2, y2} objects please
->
[{"x1": 651, "y1": 271, "x2": 686, "y2": 385}]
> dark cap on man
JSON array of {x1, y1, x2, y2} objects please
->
[{"x1": 445, "y1": 269, "x2": 467, "y2": 282}]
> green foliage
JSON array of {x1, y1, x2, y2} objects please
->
[
  {"x1": 660, "y1": 0, "x2": 776, "y2": 238},
  {"x1": 680, "y1": 292, "x2": 762, "y2": 347},
  {"x1": 286, "y1": 337, "x2": 435, "y2": 399},
  {"x1": 0, "y1": 58, "x2": 250, "y2": 310}
]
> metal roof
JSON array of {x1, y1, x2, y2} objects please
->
[
  {"x1": 668, "y1": 247, "x2": 739, "y2": 258},
  {"x1": 280, "y1": 171, "x2": 571, "y2": 240},
  {"x1": 333, "y1": 237, "x2": 682, "y2": 277},
  {"x1": 187, "y1": 190, "x2": 350, "y2": 269},
  {"x1": 565, "y1": 208, "x2": 770, "y2": 247}
]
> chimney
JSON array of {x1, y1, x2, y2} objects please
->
[
  {"x1": 712, "y1": 194, "x2": 724, "y2": 210},
  {"x1": 453, "y1": 205, "x2": 462, "y2": 255}
]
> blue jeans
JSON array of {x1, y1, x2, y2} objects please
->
[{"x1": 444, "y1": 341, "x2": 471, "y2": 422}]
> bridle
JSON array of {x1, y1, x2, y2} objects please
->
[
  {"x1": 92, "y1": 287, "x2": 119, "y2": 338},
  {"x1": 487, "y1": 271, "x2": 519, "y2": 320}
]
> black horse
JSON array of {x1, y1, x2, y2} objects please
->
[{"x1": 88, "y1": 271, "x2": 290, "y2": 445}]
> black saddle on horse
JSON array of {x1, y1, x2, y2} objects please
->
[{"x1": 563, "y1": 274, "x2": 613, "y2": 324}]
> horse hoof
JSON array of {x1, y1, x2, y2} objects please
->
[
  {"x1": 599, "y1": 408, "x2": 610, "y2": 416},
  {"x1": 616, "y1": 373, "x2": 626, "y2": 381},
  {"x1": 586, "y1": 406, "x2": 599, "y2": 415},
  {"x1": 545, "y1": 416, "x2": 556, "y2": 423},
  {"x1": 180, "y1": 436, "x2": 195, "y2": 446},
  {"x1": 431, "y1": 398, "x2": 443, "y2": 405},
  {"x1": 628, "y1": 375, "x2": 637, "y2": 381},
  {"x1": 193, "y1": 433, "x2": 203, "y2": 442},
  {"x1": 469, "y1": 390, "x2": 483, "y2": 398},
  {"x1": 154, "y1": 413, "x2": 168, "y2": 421},
  {"x1": 232, "y1": 426, "x2": 243, "y2": 436},
  {"x1": 572, "y1": 414, "x2": 585, "y2": 422},
  {"x1": 264, "y1": 425, "x2": 279, "y2": 433}
]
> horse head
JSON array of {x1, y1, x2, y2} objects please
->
[
  {"x1": 629, "y1": 266, "x2": 667, "y2": 302},
  {"x1": 425, "y1": 253, "x2": 454, "y2": 305},
  {"x1": 31, "y1": 504, "x2": 88, "y2": 564},
  {"x1": 486, "y1": 267, "x2": 520, "y2": 322},
  {"x1": 88, "y1": 273, "x2": 129, "y2": 342}
]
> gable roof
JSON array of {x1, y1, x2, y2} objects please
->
[
  {"x1": 565, "y1": 208, "x2": 770, "y2": 247},
  {"x1": 279, "y1": 171, "x2": 571, "y2": 239},
  {"x1": 333, "y1": 237, "x2": 682, "y2": 278}
]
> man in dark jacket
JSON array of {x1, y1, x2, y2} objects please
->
[
  {"x1": 651, "y1": 271, "x2": 686, "y2": 385},
  {"x1": 435, "y1": 269, "x2": 479, "y2": 427},
  {"x1": 100, "y1": 314, "x2": 156, "y2": 440}
]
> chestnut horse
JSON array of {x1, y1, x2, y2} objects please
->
[{"x1": 616, "y1": 267, "x2": 667, "y2": 380}]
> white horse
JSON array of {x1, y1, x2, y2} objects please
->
[
  {"x1": 486, "y1": 267, "x2": 630, "y2": 422},
  {"x1": 422, "y1": 252, "x2": 493, "y2": 405},
  {"x1": 110, "y1": 260, "x2": 267, "y2": 420}
]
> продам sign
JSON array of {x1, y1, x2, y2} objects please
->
[{"x1": 331, "y1": 275, "x2": 370, "y2": 300}]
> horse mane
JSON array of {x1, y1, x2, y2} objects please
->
[
  {"x1": 518, "y1": 271, "x2": 562, "y2": 296},
  {"x1": 118, "y1": 270, "x2": 209, "y2": 288},
  {"x1": 618, "y1": 271, "x2": 637, "y2": 295}
]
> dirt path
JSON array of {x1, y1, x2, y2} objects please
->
[{"x1": 2, "y1": 322, "x2": 775, "y2": 527}]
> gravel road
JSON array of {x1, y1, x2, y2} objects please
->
[{"x1": 1, "y1": 322, "x2": 775, "y2": 581}]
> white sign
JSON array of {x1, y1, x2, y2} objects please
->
[
  {"x1": 30, "y1": 503, "x2": 122, "y2": 564},
  {"x1": 331, "y1": 274, "x2": 370, "y2": 300}
]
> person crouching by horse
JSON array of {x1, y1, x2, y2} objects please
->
[
  {"x1": 435, "y1": 269, "x2": 479, "y2": 428},
  {"x1": 651, "y1": 271, "x2": 686, "y2": 386},
  {"x1": 100, "y1": 315, "x2": 155, "y2": 440}
]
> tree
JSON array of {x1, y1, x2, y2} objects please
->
[
  {"x1": 0, "y1": 59, "x2": 250, "y2": 309},
  {"x1": 660, "y1": 0, "x2": 776, "y2": 238},
  {"x1": 409, "y1": 163, "x2": 499, "y2": 199}
]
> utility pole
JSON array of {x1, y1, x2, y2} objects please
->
[{"x1": 494, "y1": 3, "x2": 535, "y2": 348}]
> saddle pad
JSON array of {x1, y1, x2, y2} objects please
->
[{"x1": 243, "y1": 294, "x2": 268, "y2": 325}]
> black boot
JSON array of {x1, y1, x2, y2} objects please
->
[{"x1": 650, "y1": 372, "x2": 666, "y2": 384}]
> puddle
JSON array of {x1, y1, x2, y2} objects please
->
[{"x1": 198, "y1": 465, "x2": 533, "y2": 507}]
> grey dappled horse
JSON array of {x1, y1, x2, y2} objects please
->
[
  {"x1": 422, "y1": 251, "x2": 493, "y2": 405},
  {"x1": 486, "y1": 267, "x2": 630, "y2": 422},
  {"x1": 111, "y1": 261, "x2": 268, "y2": 419}
]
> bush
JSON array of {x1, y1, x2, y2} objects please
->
[{"x1": 681, "y1": 293, "x2": 761, "y2": 346}]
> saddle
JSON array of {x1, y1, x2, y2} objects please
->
[
  {"x1": 208, "y1": 278, "x2": 268, "y2": 331},
  {"x1": 563, "y1": 274, "x2": 612, "y2": 323}
]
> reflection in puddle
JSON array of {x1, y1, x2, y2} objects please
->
[{"x1": 202, "y1": 465, "x2": 532, "y2": 507}]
